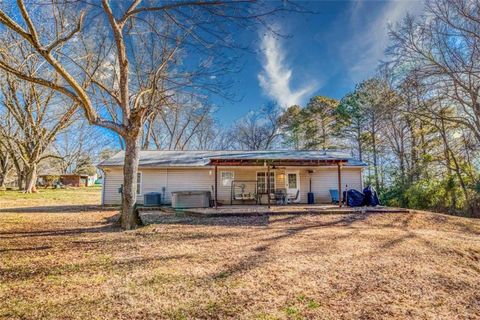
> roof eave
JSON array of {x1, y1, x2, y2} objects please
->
[{"x1": 208, "y1": 158, "x2": 349, "y2": 166}]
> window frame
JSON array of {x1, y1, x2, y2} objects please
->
[
  {"x1": 256, "y1": 171, "x2": 275, "y2": 194},
  {"x1": 287, "y1": 172, "x2": 298, "y2": 189},
  {"x1": 221, "y1": 171, "x2": 234, "y2": 187},
  {"x1": 136, "y1": 171, "x2": 142, "y2": 195}
]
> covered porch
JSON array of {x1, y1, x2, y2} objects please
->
[{"x1": 210, "y1": 156, "x2": 348, "y2": 208}]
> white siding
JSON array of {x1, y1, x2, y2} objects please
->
[
  {"x1": 102, "y1": 166, "x2": 363, "y2": 205},
  {"x1": 165, "y1": 169, "x2": 213, "y2": 203},
  {"x1": 103, "y1": 168, "x2": 123, "y2": 205},
  {"x1": 309, "y1": 167, "x2": 363, "y2": 203},
  {"x1": 139, "y1": 169, "x2": 168, "y2": 204}
]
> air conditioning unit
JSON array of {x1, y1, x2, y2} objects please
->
[{"x1": 144, "y1": 192, "x2": 162, "y2": 206}]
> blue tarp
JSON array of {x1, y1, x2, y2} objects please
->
[
  {"x1": 363, "y1": 185, "x2": 380, "y2": 206},
  {"x1": 342, "y1": 186, "x2": 380, "y2": 207},
  {"x1": 344, "y1": 189, "x2": 365, "y2": 207}
]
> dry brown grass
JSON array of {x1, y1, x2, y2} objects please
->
[
  {"x1": 0, "y1": 189, "x2": 479, "y2": 319},
  {"x1": 0, "y1": 187, "x2": 102, "y2": 209}
]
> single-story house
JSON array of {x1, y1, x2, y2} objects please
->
[
  {"x1": 37, "y1": 174, "x2": 97, "y2": 187},
  {"x1": 97, "y1": 150, "x2": 366, "y2": 206}
]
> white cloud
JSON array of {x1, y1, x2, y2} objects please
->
[
  {"x1": 343, "y1": 0, "x2": 424, "y2": 82},
  {"x1": 257, "y1": 32, "x2": 317, "y2": 108}
]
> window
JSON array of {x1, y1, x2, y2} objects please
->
[
  {"x1": 221, "y1": 171, "x2": 234, "y2": 187},
  {"x1": 287, "y1": 173, "x2": 297, "y2": 189},
  {"x1": 257, "y1": 171, "x2": 275, "y2": 193},
  {"x1": 136, "y1": 172, "x2": 142, "y2": 195}
]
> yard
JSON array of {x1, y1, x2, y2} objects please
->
[{"x1": 0, "y1": 188, "x2": 479, "y2": 319}]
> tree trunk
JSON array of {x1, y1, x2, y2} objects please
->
[
  {"x1": 16, "y1": 169, "x2": 25, "y2": 190},
  {"x1": 399, "y1": 153, "x2": 405, "y2": 186},
  {"x1": 371, "y1": 129, "x2": 380, "y2": 191},
  {"x1": 406, "y1": 117, "x2": 417, "y2": 183},
  {"x1": 121, "y1": 135, "x2": 141, "y2": 230},
  {"x1": 357, "y1": 135, "x2": 363, "y2": 162},
  {"x1": 444, "y1": 143, "x2": 456, "y2": 210},
  {"x1": 0, "y1": 153, "x2": 8, "y2": 188},
  {"x1": 24, "y1": 164, "x2": 37, "y2": 193}
]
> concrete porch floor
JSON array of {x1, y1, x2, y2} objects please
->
[
  {"x1": 183, "y1": 204, "x2": 409, "y2": 217},
  {"x1": 138, "y1": 205, "x2": 410, "y2": 224}
]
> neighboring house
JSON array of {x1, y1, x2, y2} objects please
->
[
  {"x1": 37, "y1": 174, "x2": 98, "y2": 187},
  {"x1": 98, "y1": 150, "x2": 366, "y2": 206}
]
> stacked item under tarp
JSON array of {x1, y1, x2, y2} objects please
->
[
  {"x1": 342, "y1": 186, "x2": 380, "y2": 207},
  {"x1": 363, "y1": 185, "x2": 380, "y2": 206}
]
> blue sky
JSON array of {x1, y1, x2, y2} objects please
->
[{"x1": 214, "y1": 0, "x2": 424, "y2": 124}]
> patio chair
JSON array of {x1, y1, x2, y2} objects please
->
[
  {"x1": 286, "y1": 189, "x2": 300, "y2": 204},
  {"x1": 329, "y1": 189, "x2": 339, "y2": 204},
  {"x1": 274, "y1": 188, "x2": 287, "y2": 205}
]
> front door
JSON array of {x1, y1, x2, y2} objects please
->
[{"x1": 285, "y1": 171, "x2": 300, "y2": 202}]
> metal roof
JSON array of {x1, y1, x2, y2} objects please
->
[{"x1": 98, "y1": 150, "x2": 366, "y2": 168}]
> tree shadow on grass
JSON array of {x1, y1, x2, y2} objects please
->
[
  {"x1": 0, "y1": 213, "x2": 121, "y2": 239},
  {"x1": 208, "y1": 213, "x2": 374, "y2": 280},
  {"x1": 159, "y1": 231, "x2": 244, "y2": 241},
  {"x1": 0, "y1": 245, "x2": 53, "y2": 253},
  {"x1": 377, "y1": 213, "x2": 479, "y2": 261},
  {"x1": 450, "y1": 220, "x2": 480, "y2": 236},
  {"x1": 0, "y1": 205, "x2": 119, "y2": 213},
  {"x1": 0, "y1": 224, "x2": 121, "y2": 239},
  {"x1": 153, "y1": 212, "x2": 377, "y2": 229},
  {"x1": 264, "y1": 213, "x2": 371, "y2": 242},
  {"x1": 379, "y1": 232, "x2": 417, "y2": 249},
  {"x1": 147, "y1": 215, "x2": 270, "y2": 227},
  {"x1": 1, "y1": 253, "x2": 194, "y2": 282},
  {"x1": 0, "y1": 210, "x2": 122, "y2": 239}
]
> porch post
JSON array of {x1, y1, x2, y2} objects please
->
[
  {"x1": 267, "y1": 163, "x2": 271, "y2": 208},
  {"x1": 215, "y1": 164, "x2": 218, "y2": 209},
  {"x1": 337, "y1": 162, "x2": 342, "y2": 207}
]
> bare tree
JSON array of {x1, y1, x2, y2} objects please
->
[
  {"x1": 387, "y1": 0, "x2": 480, "y2": 143},
  {"x1": 230, "y1": 102, "x2": 281, "y2": 150},
  {"x1": 0, "y1": 129, "x2": 25, "y2": 189},
  {"x1": 0, "y1": 72, "x2": 79, "y2": 192},
  {"x1": 0, "y1": 142, "x2": 10, "y2": 188},
  {"x1": 192, "y1": 116, "x2": 220, "y2": 150},
  {"x1": 0, "y1": 1, "x2": 298, "y2": 229},
  {"x1": 143, "y1": 95, "x2": 215, "y2": 150},
  {"x1": 380, "y1": 0, "x2": 480, "y2": 215},
  {"x1": 53, "y1": 122, "x2": 114, "y2": 174}
]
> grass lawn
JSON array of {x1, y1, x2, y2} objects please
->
[
  {"x1": 0, "y1": 186, "x2": 102, "y2": 208},
  {"x1": 1, "y1": 188, "x2": 479, "y2": 319}
]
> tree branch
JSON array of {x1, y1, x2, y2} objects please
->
[{"x1": 46, "y1": 12, "x2": 86, "y2": 52}]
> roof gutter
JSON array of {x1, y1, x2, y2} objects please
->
[{"x1": 208, "y1": 158, "x2": 349, "y2": 167}]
